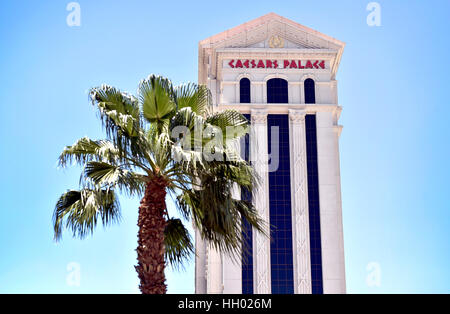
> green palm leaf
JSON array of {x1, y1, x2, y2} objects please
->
[
  {"x1": 83, "y1": 161, "x2": 146, "y2": 196},
  {"x1": 59, "y1": 137, "x2": 120, "y2": 168},
  {"x1": 206, "y1": 109, "x2": 249, "y2": 140},
  {"x1": 53, "y1": 189, "x2": 121, "y2": 241},
  {"x1": 174, "y1": 83, "x2": 211, "y2": 115},
  {"x1": 139, "y1": 75, "x2": 175, "y2": 129},
  {"x1": 164, "y1": 218, "x2": 194, "y2": 269}
]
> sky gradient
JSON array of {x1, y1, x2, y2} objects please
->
[{"x1": 0, "y1": 0, "x2": 449, "y2": 293}]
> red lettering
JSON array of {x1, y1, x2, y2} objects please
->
[{"x1": 229, "y1": 59, "x2": 325, "y2": 70}]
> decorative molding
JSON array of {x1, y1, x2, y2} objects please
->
[
  {"x1": 300, "y1": 73, "x2": 318, "y2": 83},
  {"x1": 269, "y1": 35, "x2": 285, "y2": 48},
  {"x1": 250, "y1": 108, "x2": 271, "y2": 294},
  {"x1": 333, "y1": 125, "x2": 344, "y2": 137},
  {"x1": 217, "y1": 49, "x2": 337, "y2": 56},
  {"x1": 289, "y1": 109, "x2": 306, "y2": 123},
  {"x1": 263, "y1": 73, "x2": 289, "y2": 83},
  {"x1": 205, "y1": 244, "x2": 210, "y2": 292},
  {"x1": 199, "y1": 13, "x2": 344, "y2": 50},
  {"x1": 218, "y1": 104, "x2": 342, "y2": 116},
  {"x1": 235, "y1": 73, "x2": 254, "y2": 81},
  {"x1": 251, "y1": 109, "x2": 268, "y2": 124},
  {"x1": 222, "y1": 80, "x2": 330, "y2": 86},
  {"x1": 288, "y1": 109, "x2": 312, "y2": 294},
  {"x1": 299, "y1": 74, "x2": 319, "y2": 104}
]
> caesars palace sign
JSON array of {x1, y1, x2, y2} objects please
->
[{"x1": 226, "y1": 59, "x2": 327, "y2": 70}]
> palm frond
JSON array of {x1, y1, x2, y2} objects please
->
[
  {"x1": 164, "y1": 218, "x2": 194, "y2": 269},
  {"x1": 174, "y1": 83, "x2": 212, "y2": 115},
  {"x1": 83, "y1": 161, "x2": 146, "y2": 197},
  {"x1": 58, "y1": 137, "x2": 120, "y2": 168},
  {"x1": 178, "y1": 170, "x2": 265, "y2": 260},
  {"x1": 53, "y1": 188, "x2": 121, "y2": 241},
  {"x1": 148, "y1": 130, "x2": 174, "y2": 173},
  {"x1": 90, "y1": 85, "x2": 149, "y2": 165},
  {"x1": 90, "y1": 85, "x2": 140, "y2": 118},
  {"x1": 206, "y1": 109, "x2": 249, "y2": 141},
  {"x1": 139, "y1": 75, "x2": 175, "y2": 130},
  {"x1": 169, "y1": 107, "x2": 207, "y2": 152},
  {"x1": 90, "y1": 85, "x2": 141, "y2": 135}
]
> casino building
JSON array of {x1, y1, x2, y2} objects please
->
[{"x1": 195, "y1": 13, "x2": 346, "y2": 294}]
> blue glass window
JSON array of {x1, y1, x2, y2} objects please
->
[
  {"x1": 305, "y1": 114, "x2": 323, "y2": 294},
  {"x1": 267, "y1": 78, "x2": 288, "y2": 104},
  {"x1": 304, "y1": 78, "x2": 315, "y2": 104},
  {"x1": 268, "y1": 114, "x2": 294, "y2": 294},
  {"x1": 240, "y1": 78, "x2": 251, "y2": 103},
  {"x1": 241, "y1": 114, "x2": 253, "y2": 294}
]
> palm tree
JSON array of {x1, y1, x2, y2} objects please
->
[{"x1": 53, "y1": 75, "x2": 264, "y2": 294}]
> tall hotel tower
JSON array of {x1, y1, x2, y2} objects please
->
[{"x1": 195, "y1": 13, "x2": 346, "y2": 294}]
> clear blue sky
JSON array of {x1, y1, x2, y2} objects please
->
[{"x1": 1, "y1": 0, "x2": 449, "y2": 294}]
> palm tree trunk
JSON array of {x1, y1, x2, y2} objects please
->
[{"x1": 135, "y1": 177, "x2": 168, "y2": 294}]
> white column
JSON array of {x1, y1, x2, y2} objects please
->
[
  {"x1": 194, "y1": 228, "x2": 207, "y2": 294},
  {"x1": 222, "y1": 139, "x2": 242, "y2": 294},
  {"x1": 222, "y1": 253, "x2": 241, "y2": 293},
  {"x1": 288, "y1": 109, "x2": 312, "y2": 294},
  {"x1": 194, "y1": 189, "x2": 223, "y2": 294},
  {"x1": 250, "y1": 109, "x2": 271, "y2": 294},
  {"x1": 207, "y1": 246, "x2": 223, "y2": 294},
  {"x1": 315, "y1": 111, "x2": 346, "y2": 294}
]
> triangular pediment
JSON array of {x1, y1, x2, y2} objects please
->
[
  {"x1": 199, "y1": 13, "x2": 345, "y2": 51},
  {"x1": 198, "y1": 13, "x2": 345, "y2": 81}
]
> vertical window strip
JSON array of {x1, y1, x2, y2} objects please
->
[
  {"x1": 305, "y1": 114, "x2": 323, "y2": 294},
  {"x1": 268, "y1": 114, "x2": 294, "y2": 294},
  {"x1": 241, "y1": 114, "x2": 253, "y2": 294}
]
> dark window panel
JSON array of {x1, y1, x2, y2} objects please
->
[
  {"x1": 305, "y1": 114, "x2": 323, "y2": 294},
  {"x1": 304, "y1": 78, "x2": 316, "y2": 104},
  {"x1": 267, "y1": 78, "x2": 288, "y2": 104},
  {"x1": 240, "y1": 78, "x2": 251, "y2": 103},
  {"x1": 241, "y1": 114, "x2": 253, "y2": 294},
  {"x1": 268, "y1": 114, "x2": 294, "y2": 294}
]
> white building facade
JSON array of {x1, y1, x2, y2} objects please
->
[{"x1": 195, "y1": 13, "x2": 346, "y2": 294}]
